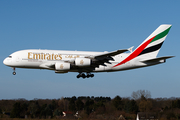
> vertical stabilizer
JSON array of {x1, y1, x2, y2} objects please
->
[
  {"x1": 113, "y1": 24, "x2": 172, "y2": 67},
  {"x1": 136, "y1": 24, "x2": 172, "y2": 59}
]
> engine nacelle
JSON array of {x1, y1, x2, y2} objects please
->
[
  {"x1": 55, "y1": 62, "x2": 70, "y2": 71},
  {"x1": 75, "y1": 58, "x2": 91, "y2": 66}
]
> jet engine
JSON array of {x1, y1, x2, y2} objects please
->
[
  {"x1": 55, "y1": 62, "x2": 70, "y2": 71},
  {"x1": 75, "y1": 58, "x2": 91, "y2": 66}
]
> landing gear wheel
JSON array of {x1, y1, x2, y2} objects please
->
[
  {"x1": 77, "y1": 75, "x2": 80, "y2": 78},
  {"x1": 91, "y1": 74, "x2": 94, "y2": 78},
  {"x1": 13, "y1": 72, "x2": 16, "y2": 75},
  {"x1": 86, "y1": 74, "x2": 90, "y2": 78},
  {"x1": 12, "y1": 68, "x2": 16, "y2": 75},
  {"x1": 82, "y1": 73, "x2": 86, "y2": 79},
  {"x1": 76, "y1": 72, "x2": 94, "y2": 79}
]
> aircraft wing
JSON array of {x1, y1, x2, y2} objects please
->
[
  {"x1": 92, "y1": 49, "x2": 128, "y2": 59},
  {"x1": 39, "y1": 62, "x2": 55, "y2": 69},
  {"x1": 84, "y1": 49, "x2": 128, "y2": 68},
  {"x1": 39, "y1": 49, "x2": 128, "y2": 70}
]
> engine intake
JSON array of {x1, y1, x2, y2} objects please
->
[
  {"x1": 75, "y1": 58, "x2": 91, "y2": 66},
  {"x1": 55, "y1": 62, "x2": 70, "y2": 71}
]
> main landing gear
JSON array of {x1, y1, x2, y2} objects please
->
[
  {"x1": 77, "y1": 73, "x2": 94, "y2": 79},
  {"x1": 12, "y1": 67, "x2": 16, "y2": 75}
]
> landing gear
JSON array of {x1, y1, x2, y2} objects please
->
[
  {"x1": 86, "y1": 73, "x2": 94, "y2": 78},
  {"x1": 77, "y1": 72, "x2": 94, "y2": 79},
  {"x1": 12, "y1": 68, "x2": 16, "y2": 75}
]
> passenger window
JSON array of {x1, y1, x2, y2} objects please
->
[{"x1": 8, "y1": 56, "x2": 12, "y2": 58}]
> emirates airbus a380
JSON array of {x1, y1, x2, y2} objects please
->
[{"x1": 3, "y1": 24, "x2": 174, "y2": 78}]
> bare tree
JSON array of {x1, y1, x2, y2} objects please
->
[{"x1": 131, "y1": 90, "x2": 151, "y2": 100}]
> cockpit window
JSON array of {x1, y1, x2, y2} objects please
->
[{"x1": 8, "y1": 56, "x2": 12, "y2": 58}]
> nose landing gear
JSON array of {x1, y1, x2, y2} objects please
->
[
  {"x1": 12, "y1": 68, "x2": 16, "y2": 75},
  {"x1": 77, "y1": 72, "x2": 94, "y2": 79}
]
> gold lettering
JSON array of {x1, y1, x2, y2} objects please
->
[
  {"x1": 52, "y1": 54, "x2": 54, "y2": 60},
  {"x1": 44, "y1": 53, "x2": 46, "y2": 60},
  {"x1": 54, "y1": 54, "x2": 58, "y2": 60},
  {"x1": 27, "y1": 52, "x2": 64, "y2": 60},
  {"x1": 41, "y1": 53, "x2": 44, "y2": 60},
  {"x1": 33, "y1": 53, "x2": 41, "y2": 59},
  {"x1": 59, "y1": 55, "x2": 62, "y2": 60},
  {"x1": 28, "y1": 52, "x2": 32, "y2": 59},
  {"x1": 47, "y1": 54, "x2": 51, "y2": 60}
]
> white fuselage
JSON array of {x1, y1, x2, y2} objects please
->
[{"x1": 3, "y1": 49, "x2": 148, "y2": 73}]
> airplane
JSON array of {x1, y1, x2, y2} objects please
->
[{"x1": 3, "y1": 24, "x2": 174, "y2": 79}]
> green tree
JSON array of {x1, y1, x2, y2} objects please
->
[
  {"x1": 172, "y1": 99, "x2": 180, "y2": 108},
  {"x1": 53, "y1": 109, "x2": 63, "y2": 116},
  {"x1": 51, "y1": 100, "x2": 57, "y2": 110},
  {"x1": 40, "y1": 104, "x2": 53, "y2": 118},
  {"x1": 76, "y1": 99, "x2": 84, "y2": 110},
  {"x1": 124, "y1": 100, "x2": 131, "y2": 113},
  {"x1": 138, "y1": 99, "x2": 152, "y2": 112},
  {"x1": 69, "y1": 98, "x2": 76, "y2": 111},
  {"x1": 130, "y1": 100, "x2": 139, "y2": 113},
  {"x1": 85, "y1": 99, "x2": 94, "y2": 115},
  {"x1": 40, "y1": 104, "x2": 47, "y2": 118},
  {"x1": 95, "y1": 101, "x2": 106, "y2": 114},
  {"x1": 20, "y1": 102, "x2": 28, "y2": 117},
  {"x1": 113, "y1": 96, "x2": 123, "y2": 110},
  {"x1": 10, "y1": 102, "x2": 21, "y2": 118},
  {"x1": 45, "y1": 104, "x2": 53, "y2": 117},
  {"x1": 28, "y1": 101, "x2": 40, "y2": 118}
]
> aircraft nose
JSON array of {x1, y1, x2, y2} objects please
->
[
  {"x1": 3, "y1": 58, "x2": 8, "y2": 65},
  {"x1": 3, "y1": 57, "x2": 11, "y2": 66}
]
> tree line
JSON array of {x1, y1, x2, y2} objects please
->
[{"x1": 0, "y1": 90, "x2": 180, "y2": 120}]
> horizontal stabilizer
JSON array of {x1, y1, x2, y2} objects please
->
[{"x1": 141, "y1": 56, "x2": 174, "y2": 63}]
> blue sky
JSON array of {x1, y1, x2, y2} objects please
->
[{"x1": 0, "y1": 1, "x2": 179, "y2": 100}]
